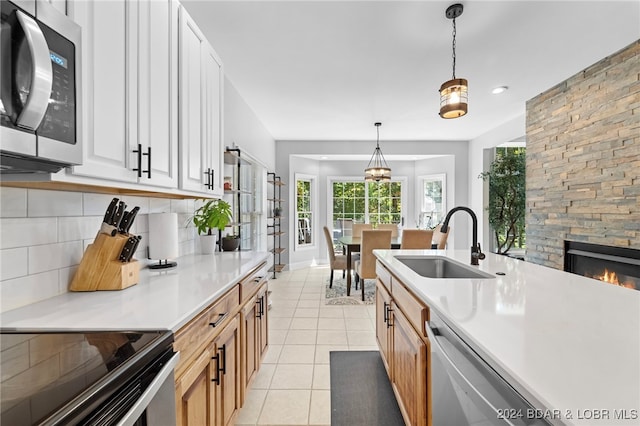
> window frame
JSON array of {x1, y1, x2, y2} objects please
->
[
  {"x1": 417, "y1": 173, "x2": 447, "y2": 229},
  {"x1": 294, "y1": 173, "x2": 316, "y2": 251},
  {"x1": 327, "y1": 175, "x2": 407, "y2": 242}
]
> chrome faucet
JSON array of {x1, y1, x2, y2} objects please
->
[{"x1": 440, "y1": 206, "x2": 486, "y2": 266}]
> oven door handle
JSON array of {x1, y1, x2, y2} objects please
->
[
  {"x1": 15, "y1": 10, "x2": 53, "y2": 130},
  {"x1": 426, "y1": 322, "x2": 531, "y2": 426},
  {"x1": 116, "y1": 351, "x2": 180, "y2": 426}
]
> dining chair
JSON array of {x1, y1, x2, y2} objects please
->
[
  {"x1": 323, "y1": 226, "x2": 348, "y2": 287},
  {"x1": 401, "y1": 229, "x2": 435, "y2": 249},
  {"x1": 352, "y1": 223, "x2": 373, "y2": 238},
  {"x1": 339, "y1": 218, "x2": 353, "y2": 237},
  {"x1": 376, "y1": 223, "x2": 398, "y2": 237},
  {"x1": 354, "y1": 230, "x2": 392, "y2": 301},
  {"x1": 432, "y1": 224, "x2": 451, "y2": 249}
]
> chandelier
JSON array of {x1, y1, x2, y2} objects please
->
[
  {"x1": 365, "y1": 122, "x2": 391, "y2": 182},
  {"x1": 439, "y1": 3, "x2": 468, "y2": 119}
]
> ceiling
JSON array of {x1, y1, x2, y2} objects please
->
[{"x1": 181, "y1": 1, "x2": 640, "y2": 142}]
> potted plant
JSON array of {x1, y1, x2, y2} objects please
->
[
  {"x1": 192, "y1": 199, "x2": 232, "y2": 254},
  {"x1": 221, "y1": 234, "x2": 241, "y2": 251}
]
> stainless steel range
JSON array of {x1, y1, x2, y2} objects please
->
[{"x1": 0, "y1": 330, "x2": 178, "y2": 426}]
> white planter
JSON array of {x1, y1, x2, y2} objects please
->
[{"x1": 199, "y1": 234, "x2": 217, "y2": 254}]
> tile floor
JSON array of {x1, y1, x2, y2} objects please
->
[{"x1": 235, "y1": 265, "x2": 378, "y2": 426}]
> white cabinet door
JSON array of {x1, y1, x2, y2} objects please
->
[
  {"x1": 203, "y1": 44, "x2": 223, "y2": 195},
  {"x1": 71, "y1": 0, "x2": 137, "y2": 183},
  {"x1": 136, "y1": 0, "x2": 178, "y2": 188},
  {"x1": 178, "y1": 6, "x2": 223, "y2": 196}
]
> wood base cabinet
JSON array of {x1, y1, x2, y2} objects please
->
[
  {"x1": 175, "y1": 262, "x2": 268, "y2": 426},
  {"x1": 240, "y1": 275, "x2": 269, "y2": 404},
  {"x1": 376, "y1": 263, "x2": 430, "y2": 426}
]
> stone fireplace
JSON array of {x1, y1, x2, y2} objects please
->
[
  {"x1": 525, "y1": 40, "x2": 640, "y2": 271},
  {"x1": 564, "y1": 241, "x2": 640, "y2": 290}
]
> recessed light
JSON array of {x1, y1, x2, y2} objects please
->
[{"x1": 492, "y1": 86, "x2": 509, "y2": 94}]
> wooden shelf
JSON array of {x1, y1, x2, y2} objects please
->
[
  {"x1": 267, "y1": 180, "x2": 285, "y2": 186},
  {"x1": 267, "y1": 231, "x2": 285, "y2": 236},
  {"x1": 271, "y1": 248, "x2": 286, "y2": 254},
  {"x1": 269, "y1": 264, "x2": 286, "y2": 273}
]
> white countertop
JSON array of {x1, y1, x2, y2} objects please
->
[
  {"x1": 0, "y1": 252, "x2": 269, "y2": 333},
  {"x1": 375, "y1": 249, "x2": 640, "y2": 426}
]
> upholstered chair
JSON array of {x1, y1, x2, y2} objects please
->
[
  {"x1": 400, "y1": 229, "x2": 435, "y2": 249},
  {"x1": 354, "y1": 230, "x2": 392, "y2": 301},
  {"x1": 323, "y1": 226, "x2": 348, "y2": 287},
  {"x1": 376, "y1": 224, "x2": 398, "y2": 237},
  {"x1": 432, "y1": 224, "x2": 451, "y2": 249}
]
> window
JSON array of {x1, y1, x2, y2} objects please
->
[
  {"x1": 296, "y1": 176, "x2": 313, "y2": 247},
  {"x1": 418, "y1": 174, "x2": 446, "y2": 229},
  {"x1": 330, "y1": 178, "x2": 404, "y2": 244}
]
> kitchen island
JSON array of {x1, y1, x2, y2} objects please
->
[{"x1": 374, "y1": 249, "x2": 640, "y2": 426}]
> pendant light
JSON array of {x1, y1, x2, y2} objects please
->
[
  {"x1": 365, "y1": 122, "x2": 391, "y2": 182},
  {"x1": 439, "y1": 3, "x2": 468, "y2": 119}
]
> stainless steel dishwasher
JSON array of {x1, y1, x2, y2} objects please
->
[{"x1": 426, "y1": 313, "x2": 554, "y2": 426}]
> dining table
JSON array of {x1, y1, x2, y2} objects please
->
[{"x1": 338, "y1": 235, "x2": 402, "y2": 296}]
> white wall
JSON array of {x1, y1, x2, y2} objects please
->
[
  {"x1": 224, "y1": 78, "x2": 276, "y2": 170},
  {"x1": 468, "y1": 114, "x2": 526, "y2": 249},
  {"x1": 277, "y1": 139, "x2": 469, "y2": 269}
]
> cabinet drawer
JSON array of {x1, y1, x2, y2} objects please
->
[
  {"x1": 392, "y1": 280, "x2": 428, "y2": 338},
  {"x1": 240, "y1": 262, "x2": 268, "y2": 304},
  {"x1": 174, "y1": 285, "x2": 240, "y2": 377},
  {"x1": 376, "y1": 261, "x2": 392, "y2": 293}
]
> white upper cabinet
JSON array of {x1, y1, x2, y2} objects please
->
[
  {"x1": 71, "y1": 0, "x2": 178, "y2": 188},
  {"x1": 178, "y1": 5, "x2": 223, "y2": 196},
  {"x1": 134, "y1": 0, "x2": 179, "y2": 188},
  {"x1": 72, "y1": 0, "x2": 133, "y2": 182}
]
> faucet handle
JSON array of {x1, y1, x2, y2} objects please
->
[{"x1": 476, "y1": 243, "x2": 486, "y2": 260}]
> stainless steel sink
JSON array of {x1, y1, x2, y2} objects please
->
[{"x1": 395, "y1": 256, "x2": 495, "y2": 279}]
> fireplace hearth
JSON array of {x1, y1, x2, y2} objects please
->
[{"x1": 564, "y1": 241, "x2": 640, "y2": 291}]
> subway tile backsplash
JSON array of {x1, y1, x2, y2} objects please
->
[{"x1": 0, "y1": 187, "x2": 198, "y2": 313}]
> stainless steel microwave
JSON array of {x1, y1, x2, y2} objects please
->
[{"x1": 0, "y1": 0, "x2": 82, "y2": 174}]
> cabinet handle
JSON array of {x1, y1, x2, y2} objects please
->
[
  {"x1": 133, "y1": 145, "x2": 151, "y2": 178},
  {"x1": 386, "y1": 306, "x2": 393, "y2": 329},
  {"x1": 144, "y1": 147, "x2": 151, "y2": 178},
  {"x1": 133, "y1": 144, "x2": 143, "y2": 178},
  {"x1": 203, "y1": 169, "x2": 209, "y2": 189},
  {"x1": 256, "y1": 296, "x2": 265, "y2": 318},
  {"x1": 209, "y1": 312, "x2": 228, "y2": 328},
  {"x1": 383, "y1": 302, "x2": 389, "y2": 323},
  {"x1": 210, "y1": 169, "x2": 215, "y2": 189},
  {"x1": 211, "y1": 353, "x2": 220, "y2": 384},
  {"x1": 219, "y1": 344, "x2": 227, "y2": 375}
]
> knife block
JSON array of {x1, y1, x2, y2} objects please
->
[{"x1": 70, "y1": 232, "x2": 140, "y2": 291}]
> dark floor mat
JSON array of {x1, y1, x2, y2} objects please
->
[{"x1": 330, "y1": 350, "x2": 405, "y2": 426}]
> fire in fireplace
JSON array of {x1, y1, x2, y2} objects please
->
[{"x1": 564, "y1": 241, "x2": 640, "y2": 291}]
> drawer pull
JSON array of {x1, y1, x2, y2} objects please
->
[
  {"x1": 219, "y1": 344, "x2": 226, "y2": 375},
  {"x1": 386, "y1": 306, "x2": 393, "y2": 329},
  {"x1": 209, "y1": 312, "x2": 228, "y2": 328},
  {"x1": 211, "y1": 353, "x2": 220, "y2": 384},
  {"x1": 383, "y1": 302, "x2": 389, "y2": 323}
]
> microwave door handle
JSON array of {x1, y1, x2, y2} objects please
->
[
  {"x1": 426, "y1": 322, "x2": 524, "y2": 426},
  {"x1": 15, "y1": 11, "x2": 53, "y2": 130}
]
